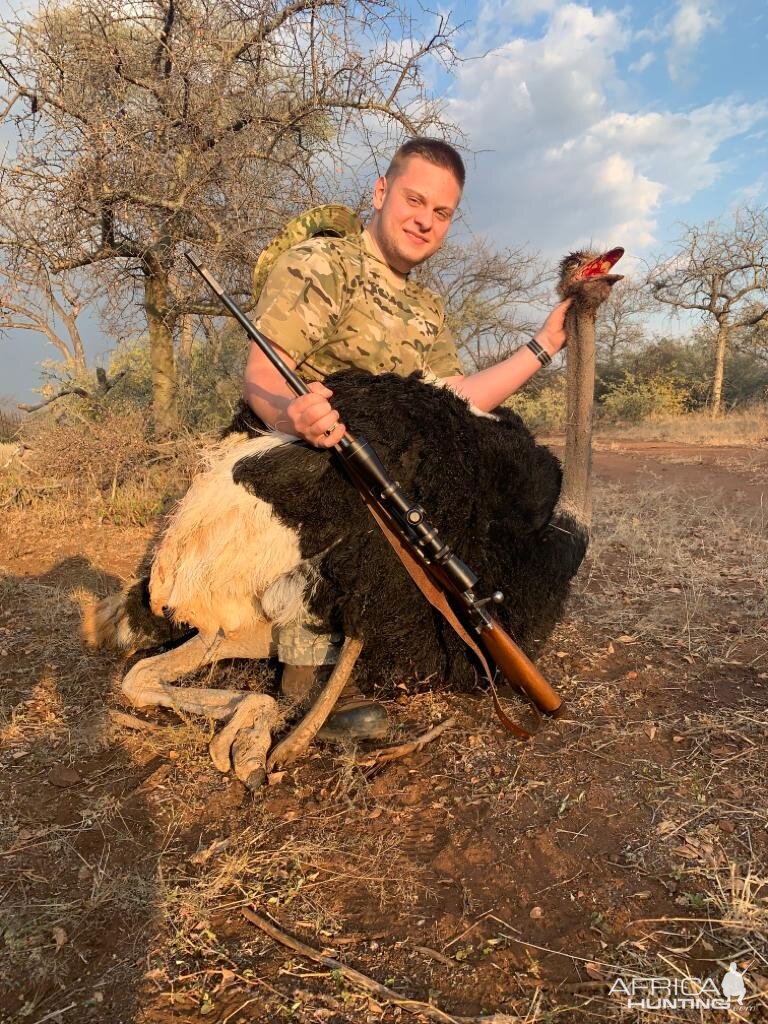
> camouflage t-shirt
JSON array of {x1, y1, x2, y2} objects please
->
[{"x1": 252, "y1": 228, "x2": 461, "y2": 380}]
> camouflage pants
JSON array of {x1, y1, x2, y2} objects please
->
[{"x1": 277, "y1": 613, "x2": 344, "y2": 667}]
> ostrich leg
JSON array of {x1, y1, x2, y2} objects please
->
[{"x1": 121, "y1": 624, "x2": 279, "y2": 788}]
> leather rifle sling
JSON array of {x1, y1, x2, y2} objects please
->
[{"x1": 357, "y1": 488, "x2": 537, "y2": 739}]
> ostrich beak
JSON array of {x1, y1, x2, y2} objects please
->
[{"x1": 576, "y1": 247, "x2": 625, "y2": 287}]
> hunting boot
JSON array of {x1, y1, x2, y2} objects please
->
[{"x1": 280, "y1": 665, "x2": 389, "y2": 741}]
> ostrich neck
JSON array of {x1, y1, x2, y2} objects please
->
[{"x1": 560, "y1": 304, "x2": 595, "y2": 528}]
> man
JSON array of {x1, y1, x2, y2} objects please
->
[{"x1": 244, "y1": 138, "x2": 570, "y2": 740}]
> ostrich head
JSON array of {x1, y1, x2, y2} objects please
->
[
  {"x1": 557, "y1": 247, "x2": 624, "y2": 528},
  {"x1": 557, "y1": 247, "x2": 624, "y2": 307}
]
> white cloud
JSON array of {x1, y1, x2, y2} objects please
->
[
  {"x1": 629, "y1": 51, "x2": 655, "y2": 74},
  {"x1": 447, "y1": 2, "x2": 767, "y2": 258},
  {"x1": 666, "y1": 1, "x2": 720, "y2": 80},
  {"x1": 729, "y1": 173, "x2": 768, "y2": 210}
]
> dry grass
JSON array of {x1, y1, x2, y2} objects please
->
[
  {"x1": 584, "y1": 484, "x2": 768, "y2": 664},
  {"x1": 594, "y1": 404, "x2": 768, "y2": 446},
  {"x1": 1, "y1": 405, "x2": 204, "y2": 527},
  {"x1": 2, "y1": 458, "x2": 767, "y2": 1021}
]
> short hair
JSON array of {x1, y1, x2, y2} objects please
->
[{"x1": 385, "y1": 137, "x2": 465, "y2": 190}]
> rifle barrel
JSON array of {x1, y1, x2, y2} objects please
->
[{"x1": 185, "y1": 253, "x2": 311, "y2": 400}]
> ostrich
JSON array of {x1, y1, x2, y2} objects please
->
[{"x1": 84, "y1": 247, "x2": 623, "y2": 788}]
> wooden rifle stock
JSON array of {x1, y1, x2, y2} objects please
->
[{"x1": 479, "y1": 617, "x2": 562, "y2": 715}]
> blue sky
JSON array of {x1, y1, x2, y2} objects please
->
[
  {"x1": 442, "y1": 0, "x2": 767, "y2": 257},
  {"x1": 2, "y1": 0, "x2": 767, "y2": 401}
]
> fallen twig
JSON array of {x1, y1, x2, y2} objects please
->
[
  {"x1": 242, "y1": 908, "x2": 517, "y2": 1023},
  {"x1": 109, "y1": 710, "x2": 164, "y2": 734},
  {"x1": 30, "y1": 1004, "x2": 78, "y2": 1024},
  {"x1": 358, "y1": 717, "x2": 456, "y2": 767},
  {"x1": 242, "y1": 907, "x2": 459, "y2": 1022},
  {"x1": 413, "y1": 944, "x2": 456, "y2": 967}
]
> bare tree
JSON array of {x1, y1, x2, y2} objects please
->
[
  {"x1": 0, "y1": 253, "x2": 95, "y2": 374},
  {"x1": 648, "y1": 206, "x2": 768, "y2": 415},
  {"x1": 732, "y1": 301, "x2": 768, "y2": 364},
  {"x1": 0, "y1": 0, "x2": 458, "y2": 431},
  {"x1": 418, "y1": 237, "x2": 545, "y2": 370},
  {"x1": 595, "y1": 277, "x2": 649, "y2": 368}
]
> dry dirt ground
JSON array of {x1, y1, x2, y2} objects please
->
[{"x1": 1, "y1": 441, "x2": 767, "y2": 1024}]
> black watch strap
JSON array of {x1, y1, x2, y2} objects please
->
[{"x1": 527, "y1": 338, "x2": 553, "y2": 366}]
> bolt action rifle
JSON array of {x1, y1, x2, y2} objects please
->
[{"x1": 186, "y1": 254, "x2": 563, "y2": 737}]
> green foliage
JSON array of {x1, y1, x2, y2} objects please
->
[
  {"x1": 107, "y1": 327, "x2": 247, "y2": 429},
  {"x1": 106, "y1": 339, "x2": 154, "y2": 407},
  {"x1": 177, "y1": 327, "x2": 248, "y2": 430},
  {"x1": 597, "y1": 335, "x2": 768, "y2": 411},
  {"x1": 504, "y1": 373, "x2": 566, "y2": 432},
  {"x1": 596, "y1": 337, "x2": 710, "y2": 408},
  {"x1": 599, "y1": 371, "x2": 692, "y2": 423},
  {"x1": 721, "y1": 349, "x2": 768, "y2": 406}
]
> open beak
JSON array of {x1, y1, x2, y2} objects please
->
[{"x1": 577, "y1": 246, "x2": 624, "y2": 285}]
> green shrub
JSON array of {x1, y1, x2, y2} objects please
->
[
  {"x1": 598, "y1": 372, "x2": 692, "y2": 423},
  {"x1": 504, "y1": 374, "x2": 567, "y2": 432},
  {"x1": 107, "y1": 327, "x2": 247, "y2": 430}
]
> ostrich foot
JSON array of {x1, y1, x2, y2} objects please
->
[
  {"x1": 208, "y1": 693, "x2": 279, "y2": 773},
  {"x1": 267, "y1": 637, "x2": 363, "y2": 771},
  {"x1": 232, "y1": 709, "x2": 280, "y2": 790},
  {"x1": 120, "y1": 626, "x2": 279, "y2": 785}
]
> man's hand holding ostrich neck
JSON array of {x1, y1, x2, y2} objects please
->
[
  {"x1": 440, "y1": 298, "x2": 572, "y2": 412},
  {"x1": 445, "y1": 248, "x2": 625, "y2": 413}
]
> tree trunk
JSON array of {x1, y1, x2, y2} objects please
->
[
  {"x1": 179, "y1": 314, "x2": 195, "y2": 362},
  {"x1": 710, "y1": 321, "x2": 729, "y2": 417},
  {"x1": 144, "y1": 267, "x2": 178, "y2": 433}
]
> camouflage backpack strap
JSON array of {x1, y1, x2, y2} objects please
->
[{"x1": 252, "y1": 204, "x2": 364, "y2": 301}]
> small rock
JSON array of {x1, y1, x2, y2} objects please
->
[
  {"x1": 529, "y1": 906, "x2": 544, "y2": 920},
  {"x1": 48, "y1": 765, "x2": 82, "y2": 788},
  {"x1": 718, "y1": 819, "x2": 736, "y2": 834}
]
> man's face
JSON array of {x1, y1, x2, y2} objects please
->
[{"x1": 370, "y1": 155, "x2": 461, "y2": 273}]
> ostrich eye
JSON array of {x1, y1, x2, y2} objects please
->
[{"x1": 577, "y1": 247, "x2": 624, "y2": 279}]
